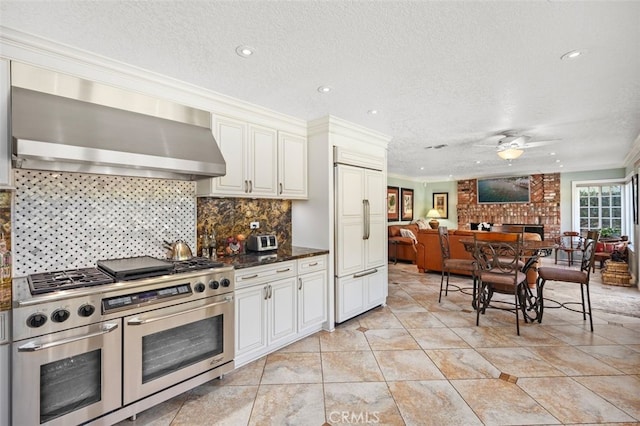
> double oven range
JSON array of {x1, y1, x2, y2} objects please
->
[{"x1": 11, "y1": 256, "x2": 235, "y2": 426}]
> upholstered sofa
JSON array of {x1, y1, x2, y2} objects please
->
[
  {"x1": 388, "y1": 224, "x2": 420, "y2": 263},
  {"x1": 415, "y1": 228, "x2": 542, "y2": 287}
]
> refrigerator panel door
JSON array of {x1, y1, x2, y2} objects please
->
[
  {"x1": 335, "y1": 165, "x2": 365, "y2": 276},
  {"x1": 364, "y1": 169, "x2": 386, "y2": 269},
  {"x1": 335, "y1": 275, "x2": 365, "y2": 323},
  {"x1": 365, "y1": 215, "x2": 387, "y2": 269}
]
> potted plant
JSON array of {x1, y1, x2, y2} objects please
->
[{"x1": 600, "y1": 227, "x2": 620, "y2": 239}]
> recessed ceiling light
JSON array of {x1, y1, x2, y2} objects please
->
[
  {"x1": 317, "y1": 85, "x2": 332, "y2": 93},
  {"x1": 476, "y1": 160, "x2": 481, "y2": 164},
  {"x1": 235, "y1": 45, "x2": 255, "y2": 58},
  {"x1": 556, "y1": 159, "x2": 560, "y2": 163},
  {"x1": 550, "y1": 152, "x2": 556, "y2": 156},
  {"x1": 561, "y1": 49, "x2": 585, "y2": 60},
  {"x1": 367, "y1": 109, "x2": 378, "y2": 115},
  {"x1": 420, "y1": 166, "x2": 425, "y2": 170}
]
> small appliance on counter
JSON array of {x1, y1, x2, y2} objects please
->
[{"x1": 246, "y1": 234, "x2": 278, "y2": 252}]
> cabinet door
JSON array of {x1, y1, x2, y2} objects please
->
[
  {"x1": 235, "y1": 285, "x2": 268, "y2": 357},
  {"x1": 335, "y1": 274, "x2": 365, "y2": 323},
  {"x1": 366, "y1": 266, "x2": 388, "y2": 308},
  {"x1": 364, "y1": 169, "x2": 386, "y2": 269},
  {"x1": 0, "y1": 59, "x2": 10, "y2": 187},
  {"x1": 278, "y1": 132, "x2": 307, "y2": 199},
  {"x1": 268, "y1": 277, "x2": 298, "y2": 346},
  {"x1": 298, "y1": 270, "x2": 327, "y2": 332},
  {"x1": 248, "y1": 124, "x2": 277, "y2": 196},
  {"x1": 335, "y1": 165, "x2": 365, "y2": 276},
  {"x1": 213, "y1": 116, "x2": 248, "y2": 195}
]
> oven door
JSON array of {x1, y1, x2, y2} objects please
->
[
  {"x1": 123, "y1": 293, "x2": 234, "y2": 405},
  {"x1": 12, "y1": 320, "x2": 122, "y2": 426}
]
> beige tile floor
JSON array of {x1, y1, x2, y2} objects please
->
[{"x1": 119, "y1": 260, "x2": 640, "y2": 425}]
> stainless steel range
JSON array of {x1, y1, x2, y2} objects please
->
[{"x1": 12, "y1": 256, "x2": 235, "y2": 426}]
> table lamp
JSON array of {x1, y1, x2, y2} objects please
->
[{"x1": 426, "y1": 209, "x2": 441, "y2": 229}]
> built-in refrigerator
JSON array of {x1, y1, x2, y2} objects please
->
[{"x1": 334, "y1": 148, "x2": 387, "y2": 323}]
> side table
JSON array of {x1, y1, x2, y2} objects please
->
[{"x1": 389, "y1": 240, "x2": 399, "y2": 264}]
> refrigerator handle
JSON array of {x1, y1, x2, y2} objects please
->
[{"x1": 363, "y1": 199, "x2": 370, "y2": 239}]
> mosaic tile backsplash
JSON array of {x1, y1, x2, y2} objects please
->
[{"x1": 15, "y1": 170, "x2": 196, "y2": 276}]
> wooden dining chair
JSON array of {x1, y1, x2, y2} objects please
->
[
  {"x1": 554, "y1": 231, "x2": 583, "y2": 266},
  {"x1": 537, "y1": 232, "x2": 600, "y2": 331},
  {"x1": 437, "y1": 226, "x2": 476, "y2": 303},
  {"x1": 472, "y1": 232, "x2": 528, "y2": 335}
]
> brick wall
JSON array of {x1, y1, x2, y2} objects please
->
[{"x1": 457, "y1": 173, "x2": 561, "y2": 240}]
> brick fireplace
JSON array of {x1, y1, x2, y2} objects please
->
[{"x1": 457, "y1": 173, "x2": 561, "y2": 241}]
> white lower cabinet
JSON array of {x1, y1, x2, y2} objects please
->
[
  {"x1": 335, "y1": 265, "x2": 387, "y2": 323},
  {"x1": 235, "y1": 255, "x2": 327, "y2": 366},
  {"x1": 297, "y1": 256, "x2": 327, "y2": 335}
]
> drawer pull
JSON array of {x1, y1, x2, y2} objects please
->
[
  {"x1": 277, "y1": 268, "x2": 291, "y2": 273},
  {"x1": 242, "y1": 274, "x2": 259, "y2": 280},
  {"x1": 308, "y1": 262, "x2": 319, "y2": 267},
  {"x1": 353, "y1": 268, "x2": 378, "y2": 278}
]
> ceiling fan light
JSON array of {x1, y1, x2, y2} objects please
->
[{"x1": 497, "y1": 148, "x2": 524, "y2": 160}]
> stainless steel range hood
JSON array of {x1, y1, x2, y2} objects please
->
[{"x1": 11, "y1": 62, "x2": 226, "y2": 180}]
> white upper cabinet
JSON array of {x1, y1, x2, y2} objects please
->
[
  {"x1": 277, "y1": 132, "x2": 307, "y2": 199},
  {"x1": 248, "y1": 124, "x2": 278, "y2": 196},
  {"x1": 207, "y1": 116, "x2": 247, "y2": 195},
  {"x1": 0, "y1": 59, "x2": 11, "y2": 188},
  {"x1": 197, "y1": 115, "x2": 307, "y2": 199}
]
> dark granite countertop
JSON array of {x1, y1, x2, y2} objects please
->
[{"x1": 218, "y1": 246, "x2": 329, "y2": 270}]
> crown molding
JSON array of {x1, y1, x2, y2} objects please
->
[
  {"x1": 307, "y1": 115, "x2": 390, "y2": 149},
  {"x1": 0, "y1": 26, "x2": 306, "y2": 135}
]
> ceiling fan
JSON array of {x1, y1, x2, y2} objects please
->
[{"x1": 475, "y1": 132, "x2": 560, "y2": 160}]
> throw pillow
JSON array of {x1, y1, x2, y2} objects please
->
[
  {"x1": 400, "y1": 228, "x2": 417, "y2": 243},
  {"x1": 414, "y1": 218, "x2": 429, "y2": 229}
]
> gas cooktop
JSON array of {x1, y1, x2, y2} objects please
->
[
  {"x1": 27, "y1": 256, "x2": 227, "y2": 295},
  {"x1": 28, "y1": 267, "x2": 115, "y2": 295}
]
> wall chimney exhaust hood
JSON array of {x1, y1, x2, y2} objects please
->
[{"x1": 11, "y1": 62, "x2": 226, "y2": 180}]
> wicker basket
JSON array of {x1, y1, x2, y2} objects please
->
[{"x1": 601, "y1": 260, "x2": 632, "y2": 286}]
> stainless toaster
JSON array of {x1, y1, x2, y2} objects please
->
[{"x1": 247, "y1": 234, "x2": 278, "y2": 252}]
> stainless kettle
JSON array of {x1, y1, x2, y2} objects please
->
[{"x1": 163, "y1": 240, "x2": 193, "y2": 261}]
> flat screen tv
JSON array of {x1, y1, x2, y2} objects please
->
[{"x1": 477, "y1": 176, "x2": 530, "y2": 204}]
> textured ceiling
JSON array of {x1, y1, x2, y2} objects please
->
[{"x1": 1, "y1": 1, "x2": 639, "y2": 181}]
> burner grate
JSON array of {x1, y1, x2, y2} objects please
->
[
  {"x1": 172, "y1": 257, "x2": 224, "y2": 274},
  {"x1": 28, "y1": 267, "x2": 115, "y2": 295}
]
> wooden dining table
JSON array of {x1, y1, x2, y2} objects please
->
[{"x1": 458, "y1": 237, "x2": 558, "y2": 323}]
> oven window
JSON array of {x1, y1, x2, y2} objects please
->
[
  {"x1": 40, "y1": 349, "x2": 101, "y2": 424},
  {"x1": 142, "y1": 315, "x2": 223, "y2": 383}
]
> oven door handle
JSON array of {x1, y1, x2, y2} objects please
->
[
  {"x1": 127, "y1": 296, "x2": 233, "y2": 325},
  {"x1": 18, "y1": 322, "x2": 119, "y2": 352}
]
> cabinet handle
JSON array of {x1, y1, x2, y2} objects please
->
[
  {"x1": 353, "y1": 268, "x2": 378, "y2": 278},
  {"x1": 244, "y1": 180, "x2": 249, "y2": 193},
  {"x1": 264, "y1": 285, "x2": 269, "y2": 300},
  {"x1": 242, "y1": 274, "x2": 259, "y2": 280},
  {"x1": 279, "y1": 182, "x2": 283, "y2": 194},
  {"x1": 249, "y1": 180, "x2": 253, "y2": 193},
  {"x1": 298, "y1": 277, "x2": 302, "y2": 290},
  {"x1": 276, "y1": 268, "x2": 291, "y2": 273},
  {"x1": 308, "y1": 262, "x2": 319, "y2": 267},
  {"x1": 128, "y1": 298, "x2": 233, "y2": 325},
  {"x1": 268, "y1": 284, "x2": 273, "y2": 299}
]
